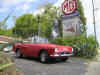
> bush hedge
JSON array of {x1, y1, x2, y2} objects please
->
[{"x1": 51, "y1": 35, "x2": 99, "y2": 59}]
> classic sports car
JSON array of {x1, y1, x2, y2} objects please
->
[{"x1": 13, "y1": 36, "x2": 73, "y2": 63}]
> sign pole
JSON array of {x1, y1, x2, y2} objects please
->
[
  {"x1": 92, "y1": 0, "x2": 97, "y2": 40},
  {"x1": 38, "y1": 16, "x2": 41, "y2": 36}
]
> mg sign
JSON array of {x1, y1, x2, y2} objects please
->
[
  {"x1": 62, "y1": 0, "x2": 77, "y2": 15},
  {"x1": 62, "y1": 0, "x2": 80, "y2": 37}
]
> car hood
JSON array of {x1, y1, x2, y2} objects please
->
[
  {"x1": 37, "y1": 43, "x2": 73, "y2": 53},
  {"x1": 57, "y1": 45, "x2": 73, "y2": 53}
]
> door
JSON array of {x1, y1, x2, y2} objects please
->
[{"x1": 21, "y1": 44, "x2": 29, "y2": 56}]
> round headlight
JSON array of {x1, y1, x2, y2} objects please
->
[
  {"x1": 55, "y1": 48, "x2": 58, "y2": 52},
  {"x1": 72, "y1": 48, "x2": 73, "y2": 52}
]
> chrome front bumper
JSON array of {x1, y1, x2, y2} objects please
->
[{"x1": 50, "y1": 54, "x2": 73, "y2": 57}]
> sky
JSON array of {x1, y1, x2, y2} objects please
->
[{"x1": 0, "y1": 0, "x2": 100, "y2": 44}]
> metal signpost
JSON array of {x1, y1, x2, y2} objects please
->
[{"x1": 38, "y1": 16, "x2": 42, "y2": 36}]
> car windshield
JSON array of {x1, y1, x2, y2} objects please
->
[
  {"x1": 22, "y1": 36, "x2": 50, "y2": 44},
  {"x1": 31, "y1": 36, "x2": 50, "y2": 43}
]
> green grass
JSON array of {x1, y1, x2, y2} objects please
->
[{"x1": 0, "y1": 63, "x2": 14, "y2": 70}]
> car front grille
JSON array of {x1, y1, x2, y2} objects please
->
[{"x1": 57, "y1": 52, "x2": 72, "y2": 55}]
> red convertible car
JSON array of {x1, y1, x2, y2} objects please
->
[{"x1": 13, "y1": 36, "x2": 73, "y2": 63}]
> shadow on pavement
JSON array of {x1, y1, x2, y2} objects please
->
[{"x1": 13, "y1": 55, "x2": 69, "y2": 64}]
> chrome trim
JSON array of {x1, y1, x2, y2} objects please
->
[{"x1": 50, "y1": 54, "x2": 73, "y2": 57}]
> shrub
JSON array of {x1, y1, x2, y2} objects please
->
[
  {"x1": 0, "y1": 51, "x2": 20, "y2": 75},
  {"x1": 52, "y1": 35, "x2": 99, "y2": 59}
]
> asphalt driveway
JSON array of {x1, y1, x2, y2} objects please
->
[{"x1": 6, "y1": 51, "x2": 88, "y2": 75}]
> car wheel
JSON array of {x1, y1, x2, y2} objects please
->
[
  {"x1": 16, "y1": 49, "x2": 23, "y2": 58},
  {"x1": 39, "y1": 50, "x2": 50, "y2": 63},
  {"x1": 61, "y1": 58, "x2": 69, "y2": 62}
]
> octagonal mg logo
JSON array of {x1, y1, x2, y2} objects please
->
[{"x1": 62, "y1": 0, "x2": 77, "y2": 15}]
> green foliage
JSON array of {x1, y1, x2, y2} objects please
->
[
  {"x1": 0, "y1": 28, "x2": 5, "y2": 35},
  {"x1": 43, "y1": 3, "x2": 62, "y2": 22},
  {"x1": 41, "y1": 15, "x2": 52, "y2": 40},
  {"x1": 4, "y1": 29, "x2": 13, "y2": 37},
  {"x1": 0, "y1": 28, "x2": 13, "y2": 37},
  {"x1": 12, "y1": 3, "x2": 61, "y2": 40},
  {"x1": 13, "y1": 14, "x2": 38, "y2": 39},
  {"x1": 52, "y1": 35, "x2": 99, "y2": 59},
  {"x1": 40, "y1": 3, "x2": 62, "y2": 40},
  {"x1": 0, "y1": 63, "x2": 14, "y2": 70},
  {"x1": 76, "y1": 0, "x2": 87, "y2": 35}
]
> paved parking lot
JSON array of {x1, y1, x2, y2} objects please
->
[{"x1": 6, "y1": 51, "x2": 88, "y2": 75}]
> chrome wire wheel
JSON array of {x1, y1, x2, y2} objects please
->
[
  {"x1": 16, "y1": 49, "x2": 23, "y2": 58},
  {"x1": 17, "y1": 50, "x2": 20, "y2": 57},
  {"x1": 39, "y1": 50, "x2": 50, "y2": 63},
  {"x1": 40, "y1": 52, "x2": 46, "y2": 62}
]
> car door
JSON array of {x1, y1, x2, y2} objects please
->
[
  {"x1": 28, "y1": 44, "x2": 36, "y2": 57},
  {"x1": 26, "y1": 44, "x2": 33, "y2": 57},
  {"x1": 29, "y1": 44, "x2": 40, "y2": 58},
  {"x1": 22, "y1": 43, "x2": 29, "y2": 56}
]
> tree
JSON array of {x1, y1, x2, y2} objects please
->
[
  {"x1": 43, "y1": 3, "x2": 62, "y2": 23},
  {"x1": 13, "y1": 4, "x2": 62, "y2": 40},
  {"x1": 13, "y1": 14, "x2": 38, "y2": 39},
  {"x1": 76, "y1": 0, "x2": 87, "y2": 36},
  {"x1": 0, "y1": 28, "x2": 13, "y2": 37},
  {"x1": 40, "y1": 15, "x2": 52, "y2": 40},
  {"x1": 4, "y1": 28, "x2": 13, "y2": 37},
  {"x1": 0, "y1": 11, "x2": 12, "y2": 37},
  {"x1": 0, "y1": 28, "x2": 6, "y2": 35},
  {"x1": 39, "y1": 3, "x2": 62, "y2": 40},
  {"x1": 0, "y1": 12, "x2": 12, "y2": 27}
]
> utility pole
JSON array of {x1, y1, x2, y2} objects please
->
[
  {"x1": 38, "y1": 16, "x2": 42, "y2": 36},
  {"x1": 92, "y1": 0, "x2": 97, "y2": 40}
]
